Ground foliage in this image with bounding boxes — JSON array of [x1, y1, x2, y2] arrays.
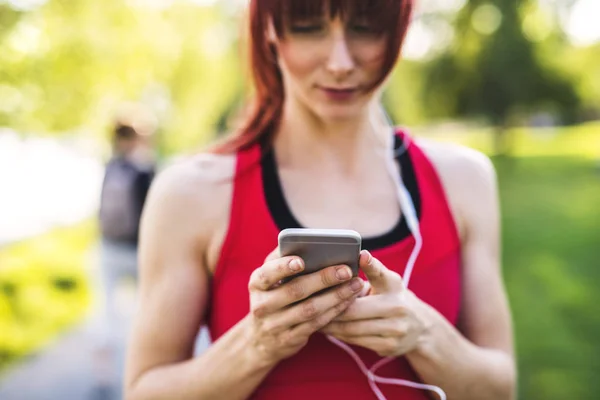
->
[[0, 220, 96, 371], [0, 1, 244, 155], [421, 0, 582, 126], [558, 43, 600, 120]]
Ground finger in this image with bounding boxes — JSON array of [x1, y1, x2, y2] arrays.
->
[[359, 250, 403, 293], [359, 281, 371, 297], [330, 335, 396, 355], [249, 256, 304, 291], [331, 295, 394, 322], [257, 264, 360, 314], [321, 318, 399, 337], [290, 292, 359, 337], [265, 278, 363, 330]]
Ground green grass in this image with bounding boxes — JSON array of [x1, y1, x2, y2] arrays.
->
[[494, 156, 600, 400], [417, 121, 600, 160]]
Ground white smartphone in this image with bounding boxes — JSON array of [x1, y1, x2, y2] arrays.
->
[[278, 228, 362, 279]]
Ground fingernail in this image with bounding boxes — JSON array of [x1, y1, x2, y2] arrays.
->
[[336, 266, 352, 281], [350, 278, 363, 292], [290, 259, 303, 272]]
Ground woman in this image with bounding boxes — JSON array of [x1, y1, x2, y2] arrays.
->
[[124, 1, 516, 399]]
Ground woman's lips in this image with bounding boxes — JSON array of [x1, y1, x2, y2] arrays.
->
[[319, 87, 359, 101]]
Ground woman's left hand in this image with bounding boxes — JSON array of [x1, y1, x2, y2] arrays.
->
[[321, 250, 434, 357]]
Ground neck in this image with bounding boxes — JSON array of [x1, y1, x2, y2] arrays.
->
[[274, 97, 391, 173]]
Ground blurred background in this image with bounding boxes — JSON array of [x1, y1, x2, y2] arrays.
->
[[0, 0, 598, 399]]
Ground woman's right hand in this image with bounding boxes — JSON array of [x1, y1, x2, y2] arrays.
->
[[246, 250, 364, 365]]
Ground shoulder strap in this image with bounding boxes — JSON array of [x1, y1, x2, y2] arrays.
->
[[212, 144, 267, 282]]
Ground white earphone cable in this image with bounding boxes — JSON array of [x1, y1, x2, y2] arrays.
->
[[324, 108, 446, 400]]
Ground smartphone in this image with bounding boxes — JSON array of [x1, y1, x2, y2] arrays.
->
[[278, 228, 362, 280]]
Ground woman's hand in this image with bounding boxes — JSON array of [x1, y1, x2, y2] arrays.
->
[[321, 250, 434, 358], [246, 249, 365, 365]]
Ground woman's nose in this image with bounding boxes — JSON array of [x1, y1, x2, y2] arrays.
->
[[326, 33, 355, 80]]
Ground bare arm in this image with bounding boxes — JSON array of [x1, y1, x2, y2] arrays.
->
[[124, 160, 276, 400], [405, 145, 516, 399], [124, 158, 364, 400]]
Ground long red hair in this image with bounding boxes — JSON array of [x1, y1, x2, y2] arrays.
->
[[213, 0, 414, 154]]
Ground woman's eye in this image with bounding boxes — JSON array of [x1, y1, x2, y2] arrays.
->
[[349, 22, 380, 35], [289, 24, 325, 34]]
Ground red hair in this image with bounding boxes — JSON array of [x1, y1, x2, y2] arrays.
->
[[213, 0, 414, 154]]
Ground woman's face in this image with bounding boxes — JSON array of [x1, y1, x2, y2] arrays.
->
[[270, 13, 389, 122]]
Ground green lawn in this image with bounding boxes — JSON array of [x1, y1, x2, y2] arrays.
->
[[416, 121, 600, 160], [494, 155, 600, 400]]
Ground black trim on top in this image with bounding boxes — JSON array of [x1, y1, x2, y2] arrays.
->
[[260, 135, 422, 251]]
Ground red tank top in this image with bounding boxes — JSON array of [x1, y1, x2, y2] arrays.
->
[[208, 130, 462, 399]]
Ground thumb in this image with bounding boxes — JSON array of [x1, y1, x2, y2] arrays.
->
[[359, 250, 404, 293]]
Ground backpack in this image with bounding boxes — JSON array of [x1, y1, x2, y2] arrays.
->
[[99, 158, 146, 242]]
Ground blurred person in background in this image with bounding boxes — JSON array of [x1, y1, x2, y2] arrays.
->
[[124, 1, 515, 400], [93, 106, 157, 399]]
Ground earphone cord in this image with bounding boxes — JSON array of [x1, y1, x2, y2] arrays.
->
[[325, 229, 444, 400], [324, 113, 447, 400]]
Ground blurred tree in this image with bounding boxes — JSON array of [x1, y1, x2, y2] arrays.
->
[[0, 0, 244, 157], [0, 5, 22, 40], [424, 0, 580, 154], [560, 43, 600, 121]]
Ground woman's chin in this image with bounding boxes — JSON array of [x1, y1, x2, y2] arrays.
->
[[313, 103, 366, 123]]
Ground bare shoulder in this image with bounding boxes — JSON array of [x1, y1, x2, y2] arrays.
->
[[414, 137, 497, 184], [149, 152, 235, 211], [151, 152, 236, 205], [142, 152, 236, 259], [414, 137, 499, 239]]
